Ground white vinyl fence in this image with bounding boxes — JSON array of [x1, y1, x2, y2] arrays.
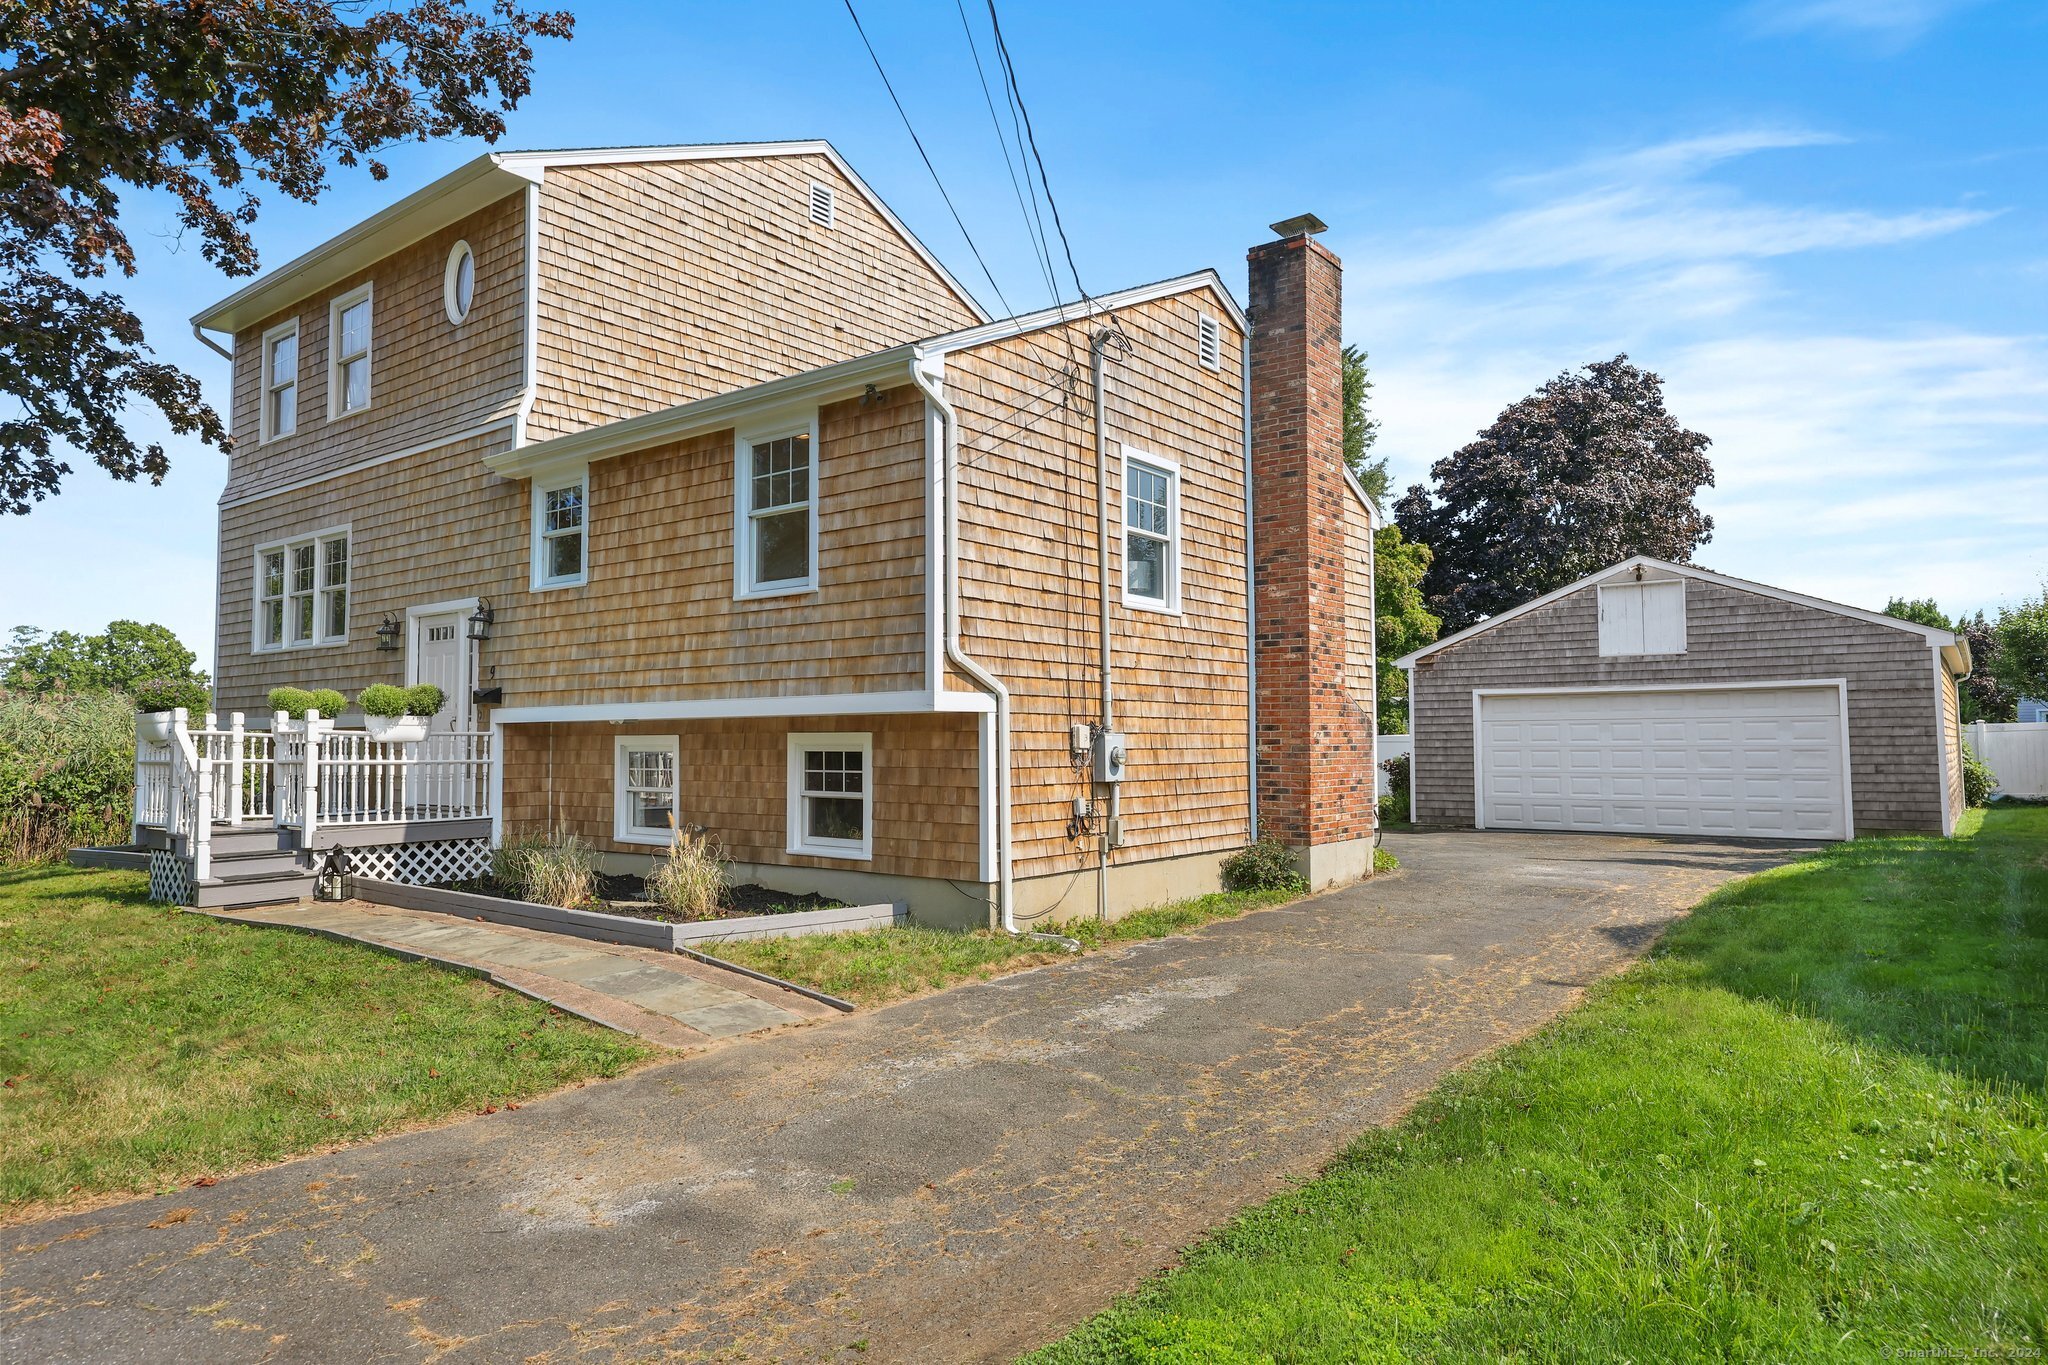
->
[[1376, 733, 1413, 798], [1966, 721, 2048, 799]]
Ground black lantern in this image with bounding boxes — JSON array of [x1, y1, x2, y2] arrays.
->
[[467, 597, 495, 642], [375, 614, 403, 651]]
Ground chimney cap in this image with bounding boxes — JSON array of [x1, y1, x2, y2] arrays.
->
[[1269, 213, 1328, 238]]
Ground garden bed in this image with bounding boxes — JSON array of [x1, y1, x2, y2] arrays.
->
[[347, 874, 903, 951], [434, 871, 848, 924]]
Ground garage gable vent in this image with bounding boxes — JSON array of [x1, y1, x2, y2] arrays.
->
[[1599, 580, 1687, 656], [808, 180, 836, 228], [1197, 313, 1222, 371]]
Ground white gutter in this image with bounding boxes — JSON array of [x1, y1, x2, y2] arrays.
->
[[191, 322, 232, 362], [908, 353, 1017, 932]]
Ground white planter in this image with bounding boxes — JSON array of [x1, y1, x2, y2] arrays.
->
[[272, 716, 307, 736], [364, 715, 430, 744], [136, 711, 175, 745]]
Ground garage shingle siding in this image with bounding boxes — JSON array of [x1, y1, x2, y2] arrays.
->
[[1410, 578, 1945, 834]]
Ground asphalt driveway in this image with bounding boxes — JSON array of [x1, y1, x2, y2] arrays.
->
[[0, 829, 1798, 1363]]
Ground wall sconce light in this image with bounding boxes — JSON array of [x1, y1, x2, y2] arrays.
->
[[375, 614, 403, 651], [467, 598, 495, 642]]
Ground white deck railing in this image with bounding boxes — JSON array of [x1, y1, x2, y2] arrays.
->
[[135, 710, 493, 867]]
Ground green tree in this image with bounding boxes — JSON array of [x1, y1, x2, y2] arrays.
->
[[2, 621, 205, 695], [1394, 355, 1714, 633], [1993, 590, 2048, 707], [1883, 597, 1950, 631], [1342, 344, 1389, 503], [1957, 611, 2017, 724], [0, 0, 573, 514], [1373, 525, 1439, 732]]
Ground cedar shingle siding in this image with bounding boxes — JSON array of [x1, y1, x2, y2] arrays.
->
[[1410, 577, 1948, 834]]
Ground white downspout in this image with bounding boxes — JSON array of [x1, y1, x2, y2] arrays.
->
[[1242, 330, 1257, 839], [512, 179, 542, 447], [909, 354, 1017, 932]]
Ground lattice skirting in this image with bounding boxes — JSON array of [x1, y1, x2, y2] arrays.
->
[[344, 837, 492, 887], [148, 850, 193, 905]]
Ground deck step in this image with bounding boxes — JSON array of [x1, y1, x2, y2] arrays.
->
[[208, 847, 306, 878], [194, 868, 317, 910], [209, 825, 298, 857]]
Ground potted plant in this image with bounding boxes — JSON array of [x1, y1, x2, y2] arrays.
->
[[268, 686, 346, 734], [133, 678, 210, 744], [356, 683, 444, 743]]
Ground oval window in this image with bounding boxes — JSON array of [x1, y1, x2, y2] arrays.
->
[[444, 240, 476, 324]]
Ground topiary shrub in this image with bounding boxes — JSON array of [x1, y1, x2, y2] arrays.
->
[[404, 683, 445, 718], [132, 677, 209, 714], [268, 686, 345, 719], [1961, 741, 1997, 807], [1221, 835, 1308, 895], [355, 684, 411, 718]]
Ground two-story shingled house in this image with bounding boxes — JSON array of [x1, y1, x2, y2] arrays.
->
[[145, 141, 1376, 928]]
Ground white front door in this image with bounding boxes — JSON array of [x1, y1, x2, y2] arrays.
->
[[1477, 685, 1849, 840], [408, 611, 473, 735]]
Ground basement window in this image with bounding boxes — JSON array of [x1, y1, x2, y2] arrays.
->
[[787, 732, 871, 860], [735, 418, 818, 599], [1122, 449, 1182, 613], [1598, 579, 1687, 656], [614, 735, 679, 846]]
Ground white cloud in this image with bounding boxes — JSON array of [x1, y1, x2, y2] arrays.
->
[[1744, 0, 1982, 45], [1357, 129, 2042, 617]]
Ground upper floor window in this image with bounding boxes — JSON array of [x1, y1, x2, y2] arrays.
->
[[444, 240, 475, 325], [1598, 579, 1687, 656], [1122, 449, 1181, 612], [329, 284, 372, 417], [255, 527, 349, 652], [532, 466, 588, 590], [260, 321, 299, 442], [735, 419, 817, 598]]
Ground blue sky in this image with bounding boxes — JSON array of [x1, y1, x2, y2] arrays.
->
[[4, 0, 2044, 673]]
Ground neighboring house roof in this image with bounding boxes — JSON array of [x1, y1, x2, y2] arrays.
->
[[190, 140, 992, 335], [483, 270, 1244, 480], [1392, 555, 1969, 674]]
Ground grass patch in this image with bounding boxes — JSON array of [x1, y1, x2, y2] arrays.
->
[[706, 887, 1301, 1007], [1030, 807, 2048, 1362], [0, 865, 650, 1217]]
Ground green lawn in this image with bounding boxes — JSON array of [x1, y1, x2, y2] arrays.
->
[[1032, 807, 2048, 1362], [705, 886, 1303, 1007], [0, 865, 650, 1217]]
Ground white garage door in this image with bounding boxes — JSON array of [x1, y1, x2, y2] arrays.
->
[[1478, 686, 1847, 840]]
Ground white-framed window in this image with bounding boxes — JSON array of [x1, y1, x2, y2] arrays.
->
[[444, 240, 475, 325], [1121, 448, 1182, 612], [1598, 579, 1687, 657], [808, 180, 835, 228], [613, 735, 680, 846], [328, 283, 373, 417], [1196, 313, 1222, 372], [734, 416, 819, 599], [260, 320, 299, 442], [531, 466, 588, 590], [787, 732, 871, 860], [253, 526, 349, 651]]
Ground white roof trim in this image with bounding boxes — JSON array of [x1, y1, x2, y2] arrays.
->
[[1393, 554, 1961, 669], [484, 345, 919, 478], [193, 139, 989, 336], [921, 271, 1247, 356]]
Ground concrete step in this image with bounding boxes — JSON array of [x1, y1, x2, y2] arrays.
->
[[194, 869, 317, 910]]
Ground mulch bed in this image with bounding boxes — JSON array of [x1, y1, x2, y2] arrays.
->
[[433, 872, 847, 925]]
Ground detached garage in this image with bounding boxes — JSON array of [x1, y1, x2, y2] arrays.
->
[[1395, 557, 1972, 840]]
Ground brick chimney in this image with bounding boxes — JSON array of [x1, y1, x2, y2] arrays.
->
[[1248, 215, 1377, 886]]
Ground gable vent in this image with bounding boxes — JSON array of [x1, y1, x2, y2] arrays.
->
[[1196, 313, 1222, 371], [808, 181, 836, 228]]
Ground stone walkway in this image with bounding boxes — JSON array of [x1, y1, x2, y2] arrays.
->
[[213, 900, 835, 1045]]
